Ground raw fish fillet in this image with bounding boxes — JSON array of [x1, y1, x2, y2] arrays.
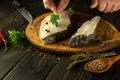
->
[[39, 11, 71, 43], [69, 16, 101, 47]]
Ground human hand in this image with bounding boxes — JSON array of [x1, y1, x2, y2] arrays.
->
[[43, 0, 70, 13], [90, 0, 120, 13]]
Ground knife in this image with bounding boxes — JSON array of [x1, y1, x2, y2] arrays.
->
[[13, 0, 33, 24], [66, 0, 83, 16]]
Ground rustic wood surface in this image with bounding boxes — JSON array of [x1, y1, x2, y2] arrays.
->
[[0, 0, 120, 80]]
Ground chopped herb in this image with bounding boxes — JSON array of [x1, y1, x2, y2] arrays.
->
[[8, 30, 26, 49], [49, 14, 59, 26]]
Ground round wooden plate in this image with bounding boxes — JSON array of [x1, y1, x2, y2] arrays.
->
[[26, 12, 120, 54]]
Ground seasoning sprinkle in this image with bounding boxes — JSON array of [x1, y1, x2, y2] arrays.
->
[[45, 29, 50, 32], [31, 53, 35, 58], [42, 54, 47, 59], [56, 24, 58, 27], [87, 60, 107, 71], [67, 52, 116, 70]]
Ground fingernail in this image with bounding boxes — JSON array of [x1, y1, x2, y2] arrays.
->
[[90, 0, 97, 8], [50, 7, 57, 13]]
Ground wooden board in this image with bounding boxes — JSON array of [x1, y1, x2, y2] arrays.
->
[[26, 12, 120, 54]]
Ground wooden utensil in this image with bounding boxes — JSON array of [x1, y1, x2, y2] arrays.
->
[[84, 54, 120, 73], [25, 12, 120, 54]]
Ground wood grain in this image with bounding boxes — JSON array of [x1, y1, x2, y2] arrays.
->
[[1, 0, 120, 80], [26, 12, 120, 54]]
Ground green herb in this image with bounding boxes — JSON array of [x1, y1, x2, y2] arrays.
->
[[98, 38, 120, 46], [49, 14, 59, 26], [8, 30, 26, 49], [67, 52, 116, 70]]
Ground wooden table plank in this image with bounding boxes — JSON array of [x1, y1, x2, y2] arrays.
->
[[3, 51, 33, 80], [27, 53, 59, 80], [0, 0, 16, 21], [63, 67, 83, 80], [62, 65, 89, 80], [1, 0, 120, 80], [0, 10, 26, 32], [0, 48, 28, 80], [0, 0, 50, 80], [46, 56, 71, 80], [3, 49, 59, 80], [0, 0, 27, 36]]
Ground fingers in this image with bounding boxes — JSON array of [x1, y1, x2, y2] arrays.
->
[[103, 3, 114, 13], [57, 0, 70, 13], [102, 0, 120, 13], [91, 0, 120, 13], [110, 4, 120, 13], [43, 0, 57, 13], [43, 0, 69, 13], [90, 0, 98, 9], [97, 0, 107, 12]]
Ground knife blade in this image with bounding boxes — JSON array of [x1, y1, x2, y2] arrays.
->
[[66, 0, 80, 16], [13, 0, 33, 24]]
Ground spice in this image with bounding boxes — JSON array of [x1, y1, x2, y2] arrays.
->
[[0, 29, 7, 51], [42, 54, 47, 59], [39, 52, 44, 57], [31, 53, 35, 58], [45, 29, 50, 32], [57, 57, 60, 61], [87, 60, 107, 71], [67, 52, 116, 70]]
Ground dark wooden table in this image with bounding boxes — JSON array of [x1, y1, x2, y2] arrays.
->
[[0, 0, 120, 80]]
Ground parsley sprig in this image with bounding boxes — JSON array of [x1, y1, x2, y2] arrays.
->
[[49, 14, 59, 26], [8, 30, 26, 49]]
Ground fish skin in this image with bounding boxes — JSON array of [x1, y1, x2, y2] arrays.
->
[[69, 16, 100, 47], [42, 28, 71, 43], [39, 11, 71, 44]]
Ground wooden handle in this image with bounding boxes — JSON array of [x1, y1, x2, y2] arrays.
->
[[111, 54, 120, 62], [26, 12, 120, 54]]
